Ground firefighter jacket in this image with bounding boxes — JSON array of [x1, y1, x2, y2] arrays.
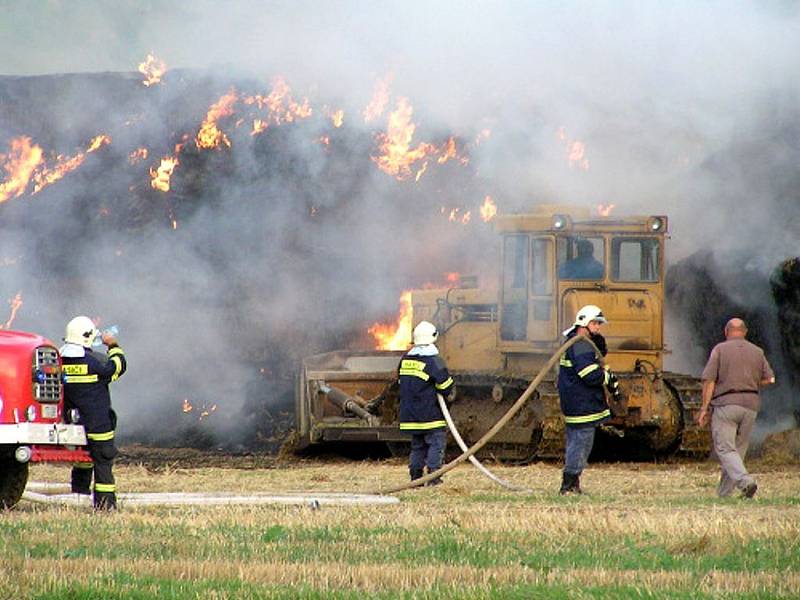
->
[[557, 331, 611, 428], [398, 345, 454, 433], [62, 343, 127, 436]]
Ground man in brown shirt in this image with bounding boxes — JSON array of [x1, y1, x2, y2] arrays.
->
[[698, 318, 775, 498]]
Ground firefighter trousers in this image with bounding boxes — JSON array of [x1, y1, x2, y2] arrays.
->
[[72, 435, 118, 510]]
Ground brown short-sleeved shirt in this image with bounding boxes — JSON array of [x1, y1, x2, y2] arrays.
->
[[701, 338, 774, 411]]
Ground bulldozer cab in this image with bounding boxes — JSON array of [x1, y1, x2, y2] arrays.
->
[[495, 208, 666, 371]]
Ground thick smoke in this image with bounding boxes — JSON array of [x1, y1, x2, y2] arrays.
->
[[2, 1, 799, 447]]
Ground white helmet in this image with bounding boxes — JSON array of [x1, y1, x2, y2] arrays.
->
[[64, 315, 99, 348], [412, 320, 438, 345], [563, 304, 607, 336]]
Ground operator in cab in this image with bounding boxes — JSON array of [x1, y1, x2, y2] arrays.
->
[[61, 316, 127, 511], [398, 321, 456, 486], [559, 239, 604, 280]]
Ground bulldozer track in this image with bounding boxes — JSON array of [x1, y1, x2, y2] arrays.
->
[[662, 372, 710, 456]]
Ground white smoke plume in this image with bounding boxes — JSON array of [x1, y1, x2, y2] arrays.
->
[[1, 1, 799, 445]]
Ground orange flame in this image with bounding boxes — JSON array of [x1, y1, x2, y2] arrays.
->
[[1, 292, 22, 329], [243, 77, 312, 134], [372, 98, 436, 180], [480, 196, 497, 222], [150, 156, 179, 192], [181, 398, 217, 420], [128, 147, 149, 165], [445, 272, 460, 284], [567, 141, 589, 170], [196, 90, 238, 149], [558, 127, 589, 170], [437, 137, 458, 164], [323, 106, 344, 128], [32, 134, 111, 194], [363, 73, 393, 123], [251, 119, 268, 135], [199, 404, 217, 420], [0, 137, 44, 203], [138, 53, 167, 87], [597, 203, 616, 217], [368, 290, 412, 350]]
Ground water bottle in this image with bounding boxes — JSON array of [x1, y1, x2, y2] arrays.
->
[[93, 325, 120, 347]]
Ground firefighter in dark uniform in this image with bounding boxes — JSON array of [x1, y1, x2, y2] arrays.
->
[[558, 305, 621, 494], [60, 316, 127, 510], [398, 321, 455, 485]]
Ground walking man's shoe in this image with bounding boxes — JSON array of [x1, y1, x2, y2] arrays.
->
[[742, 482, 758, 498]]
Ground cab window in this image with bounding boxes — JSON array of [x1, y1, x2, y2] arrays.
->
[[611, 237, 660, 282], [557, 237, 604, 280], [500, 235, 528, 341]]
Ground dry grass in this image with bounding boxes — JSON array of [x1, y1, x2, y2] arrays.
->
[[2, 455, 799, 599]]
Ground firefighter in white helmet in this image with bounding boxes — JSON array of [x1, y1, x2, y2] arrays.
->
[[398, 321, 455, 485], [61, 316, 127, 511], [557, 305, 621, 494]]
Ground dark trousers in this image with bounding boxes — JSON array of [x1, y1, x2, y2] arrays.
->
[[72, 437, 118, 509], [563, 425, 596, 476], [409, 429, 447, 473]]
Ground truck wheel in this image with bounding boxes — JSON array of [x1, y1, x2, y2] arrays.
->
[[0, 455, 29, 510]]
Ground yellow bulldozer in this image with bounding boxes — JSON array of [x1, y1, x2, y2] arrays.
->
[[295, 205, 710, 461]]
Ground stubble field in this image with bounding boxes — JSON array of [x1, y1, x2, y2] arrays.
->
[[2, 452, 799, 599]]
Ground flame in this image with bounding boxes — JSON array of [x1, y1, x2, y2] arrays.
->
[[0, 137, 44, 203], [480, 195, 497, 222], [368, 290, 412, 350], [445, 272, 460, 284], [1, 292, 23, 329], [243, 77, 312, 134], [128, 147, 149, 164], [414, 161, 429, 182], [150, 156, 179, 192], [196, 90, 238, 149], [252, 119, 268, 135], [558, 127, 589, 170], [199, 404, 217, 420], [323, 106, 344, 128], [32, 134, 111, 194], [597, 203, 616, 217], [371, 97, 436, 180], [363, 73, 393, 123], [138, 53, 167, 87], [437, 137, 458, 164], [567, 141, 589, 170], [181, 398, 217, 420]]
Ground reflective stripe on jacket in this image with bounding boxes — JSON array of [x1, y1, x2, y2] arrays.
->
[[63, 344, 127, 434], [398, 351, 454, 432], [557, 332, 610, 428]]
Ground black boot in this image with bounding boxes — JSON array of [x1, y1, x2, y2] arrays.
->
[[410, 467, 424, 482], [425, 466, 443, 486], [559, 472, 581, 495]]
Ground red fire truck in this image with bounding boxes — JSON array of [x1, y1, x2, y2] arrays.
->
[[0, 330, 90, 509]]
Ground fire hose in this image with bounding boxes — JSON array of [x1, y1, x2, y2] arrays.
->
[[374, 334, 590, 495], [438, 393, 531, 492]]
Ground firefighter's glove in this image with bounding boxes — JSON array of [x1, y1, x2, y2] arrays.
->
[[445, 385, 457, 405], [605, 368, 622, 402]]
